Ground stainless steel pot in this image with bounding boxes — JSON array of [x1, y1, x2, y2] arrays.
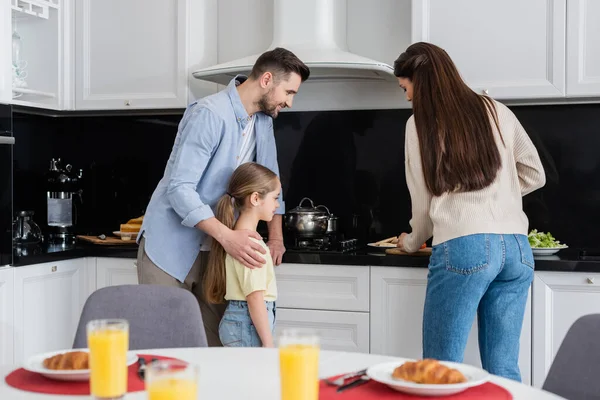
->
[[284, 197, 329, 237]]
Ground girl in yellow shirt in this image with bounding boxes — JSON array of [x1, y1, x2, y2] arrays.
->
[[204, 162, 280, 347]]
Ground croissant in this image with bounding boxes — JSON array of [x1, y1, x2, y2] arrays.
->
[[43, 351, 89, 370], [392, 359, 467, 384]]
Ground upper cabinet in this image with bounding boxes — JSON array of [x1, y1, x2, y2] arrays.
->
[[74, 0, 216, 110], [0, 0, 11, 103], [4, 0, 72, 109], [5, 0, 600, 110], [412, 0, 566, 100], [566, 0, 600, 96], [1, 0, 217, 110]]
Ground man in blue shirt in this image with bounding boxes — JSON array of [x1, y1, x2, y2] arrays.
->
[[136, 48, 310, 346]]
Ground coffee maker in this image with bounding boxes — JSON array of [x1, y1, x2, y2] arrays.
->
[[45, 158, 83, 244]]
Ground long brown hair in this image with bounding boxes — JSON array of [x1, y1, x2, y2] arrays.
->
[[393, 42, 504, 196], [203, 162, 279, 304]]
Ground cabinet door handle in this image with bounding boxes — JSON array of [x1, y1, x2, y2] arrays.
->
[[587, 277, 595, 284]]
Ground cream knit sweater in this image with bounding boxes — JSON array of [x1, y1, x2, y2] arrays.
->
[[403, 100, 546, 253]]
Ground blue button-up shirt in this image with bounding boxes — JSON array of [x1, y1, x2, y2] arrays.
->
[[138, 76, 285, 282]]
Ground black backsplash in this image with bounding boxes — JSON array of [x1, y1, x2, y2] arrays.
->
[[12, 103, 600, 249]]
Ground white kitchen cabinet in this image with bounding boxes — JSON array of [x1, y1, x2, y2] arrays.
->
[[275, 308, 370, 353], [275, 263, 369, 312], [4, 0, 72, 109], [274, 263, 370, 353], [370, 266, 532, 385], [96, 257, 138, 289], [532, 271, 600, 387], [0, 267, 14, 365], [566, 0, 600, 96], [74, 0, 217, 110], [412, 0, 566, 100], [0, 0, 11, 103], [13, 258, 88, 364]]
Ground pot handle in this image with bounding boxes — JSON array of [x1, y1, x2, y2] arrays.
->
[[316, 205, 331, 215], [298, 197, 316, 208]]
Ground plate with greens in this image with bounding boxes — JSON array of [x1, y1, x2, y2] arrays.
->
[[528, 229, 568, 255]]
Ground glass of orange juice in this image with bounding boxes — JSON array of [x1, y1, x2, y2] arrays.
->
[[87, 319, 129, 400], [279, 328, 320, 400], [145, 360, 198, 400]]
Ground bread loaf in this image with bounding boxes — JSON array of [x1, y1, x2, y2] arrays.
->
[[126, 216, 144, 225], [120, 223, 141, 233]]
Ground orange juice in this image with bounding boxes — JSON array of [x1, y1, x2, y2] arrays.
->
[[88, 327, 128, 398], [147, 378, 197, 400], [279, 344, 320, 400]]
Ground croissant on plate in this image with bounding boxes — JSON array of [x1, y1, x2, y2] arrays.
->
[[43, 351, 89, 370], [392, 359, 467, 384]]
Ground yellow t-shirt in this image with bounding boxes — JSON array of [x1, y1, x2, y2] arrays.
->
[[224, 238, 277, 302]]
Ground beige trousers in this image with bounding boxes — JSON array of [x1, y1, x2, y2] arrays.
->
[[136, 236, 227, 347]]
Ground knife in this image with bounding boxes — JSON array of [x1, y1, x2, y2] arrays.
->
[[324, 368, 367, 386], [336, 375, 370, 393]]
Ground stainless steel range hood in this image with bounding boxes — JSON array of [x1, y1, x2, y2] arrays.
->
[[192, 0, 396, 85]]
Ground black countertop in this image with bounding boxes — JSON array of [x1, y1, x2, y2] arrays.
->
[[10, 243, 600, 273], [12, 242, 139, 266]]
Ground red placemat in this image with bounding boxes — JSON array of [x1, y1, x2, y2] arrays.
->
[[5, 353, 182, 396], [319, 376, 512, 399]]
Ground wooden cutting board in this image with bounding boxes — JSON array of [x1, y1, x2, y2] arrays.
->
[[77, 235, 138, 246], [385, 247, 432, 256]]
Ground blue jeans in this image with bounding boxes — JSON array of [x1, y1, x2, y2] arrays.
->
[[219, 300, 276, 347], [423, 234, 534, 382]]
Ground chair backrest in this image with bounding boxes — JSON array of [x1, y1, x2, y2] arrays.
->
[[73, 284, 207, 350], [543, 313, 600, 400]]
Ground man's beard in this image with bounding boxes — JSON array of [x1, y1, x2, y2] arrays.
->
[[257, 91, 283, 118]]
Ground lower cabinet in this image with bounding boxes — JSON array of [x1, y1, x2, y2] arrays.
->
[[6, 256, 137, 365], [275, 308, 370, 353], [96, 257, 139, 289], [274, 263, 370, 353], [0, 267, 15, 365], [369, 266, 532, 385], [13, 258, 89, 364], [532, 271, 600, 387]]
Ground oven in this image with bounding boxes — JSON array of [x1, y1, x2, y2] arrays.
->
[[0, 103, 14, 266]]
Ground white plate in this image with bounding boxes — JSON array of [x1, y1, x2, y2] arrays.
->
[[366, 359, 490, 397], [367, 243, 397, 249], [532, 246, 568, 256], [24, 349, 139, 382], [113, 231, 138, 240]]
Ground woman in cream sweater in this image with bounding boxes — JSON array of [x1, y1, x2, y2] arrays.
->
[[394, 42, 546, 382]]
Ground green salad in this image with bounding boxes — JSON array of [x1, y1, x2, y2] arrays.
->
[[528, 229, 567, 249]]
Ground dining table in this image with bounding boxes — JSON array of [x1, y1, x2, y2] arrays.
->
[[0, 347, 566, 399]]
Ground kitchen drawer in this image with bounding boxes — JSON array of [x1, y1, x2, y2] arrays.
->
[[275, 308, 370, 353], [275, 263, 369, 312]]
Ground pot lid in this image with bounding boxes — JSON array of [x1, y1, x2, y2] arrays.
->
[[287, 197, 328, 216]]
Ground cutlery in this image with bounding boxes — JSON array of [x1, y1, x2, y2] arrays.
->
[[137, 357, 147, 380], [324, 368, 367, 386], [336, 375, 370, 393]]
